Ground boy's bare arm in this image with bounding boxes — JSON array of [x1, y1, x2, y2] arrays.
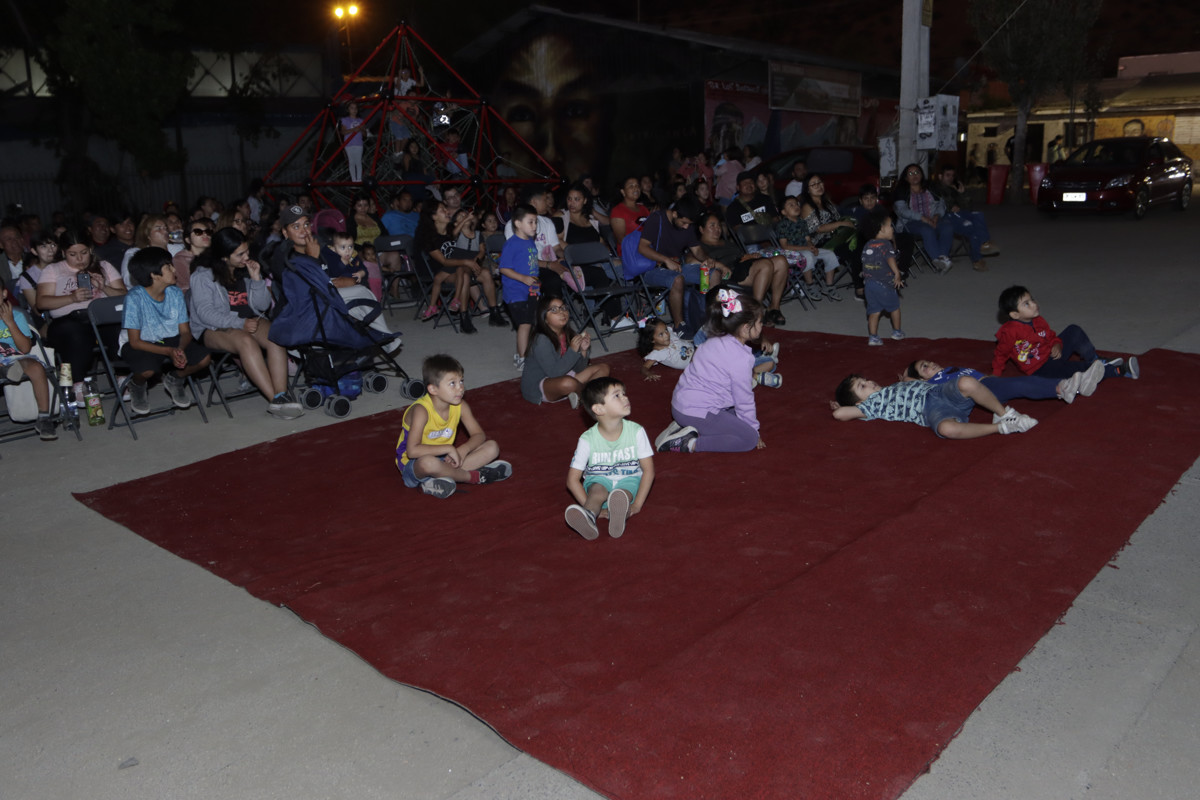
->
[[566, 467, 588, 506], [830, 402, 865, 421], [455, 401, 490, 459], [630, 457, 654, 515]]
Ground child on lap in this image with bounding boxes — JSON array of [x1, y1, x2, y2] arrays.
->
[[565, 377, 655, 540], [395, 354, 512, 498]]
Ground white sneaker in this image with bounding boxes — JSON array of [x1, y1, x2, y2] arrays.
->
[[937, 255, 953, 272], [1078, 360, 1106, 396], [998, 413, 1038, 434], [654, 420, 683, 450], [513, 354, 525, 371], [991, 405, 1020, 424], [1057, 372, 1082, 404]]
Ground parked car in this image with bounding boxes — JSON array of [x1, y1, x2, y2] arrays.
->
[[1037, 136, 1192, 219], [764, 146, 880, 204]]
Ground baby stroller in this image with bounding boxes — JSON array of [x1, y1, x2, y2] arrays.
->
[[269, 251, 424, 417]]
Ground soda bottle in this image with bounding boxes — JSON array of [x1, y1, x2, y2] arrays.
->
[[84, 377, 105, 426], [699, 266, 710, 293]]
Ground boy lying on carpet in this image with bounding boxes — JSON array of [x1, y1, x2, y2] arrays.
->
[[565, 377, 655, 540], [831, 372, 1038, 440], [395, 354, 512, 498], [993, 285, 1138, 382], [902, 358, 1104, 405]]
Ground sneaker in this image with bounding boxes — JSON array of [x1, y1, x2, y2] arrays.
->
[[654, 420, 683, 450], [267, 392, 304, 419], [128, 380, 151, 415], [804, 283, 822, 302], [972, 260, 988, 272], [891, 329, 906, 341], [1078, 359, 1105, 397], [755, 371, 783, 388], [991, 405, 1020, 425], [1122, 355, 1139, 380], [477, 460, 513, 484], [568, 392, 580, 409], [607, 489, 632, 539], [1104, 357, 1124, 368], [565, 504, 600, 540], [163, 373, 193, 409], [488, 308, 507, 327], [765, 342, 781, 361], [459, 312, 477, 334], [1056, 372, 1082, 404], [419, 477, 457, 498], [610, 315, 637, 332], [657, 427, 698, 453], [867, 335, 882, 346], [998, 413, 1038, 434], [937, 255, 953, 273], [823, 284, 843, 301], [513, 354, 525, 371], [35, 417, 58, 441]]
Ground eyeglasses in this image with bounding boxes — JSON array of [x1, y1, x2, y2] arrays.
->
[[191, 228, 212, 236], [906, 170, 922, 176], [546, 305, 569, 314]]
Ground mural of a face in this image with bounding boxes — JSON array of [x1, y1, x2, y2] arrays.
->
[[492, 33, 607, 181]]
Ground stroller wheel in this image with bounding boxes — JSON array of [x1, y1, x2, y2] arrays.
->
[[324, 395, 352, 418], [363, 371, 389, 394], [404, 378, 427, 399], [300, 388, 325, 410]]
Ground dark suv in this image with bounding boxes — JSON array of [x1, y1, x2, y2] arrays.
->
[[1037, 136, 1192, 219]]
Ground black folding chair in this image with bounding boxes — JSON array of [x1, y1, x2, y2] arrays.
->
[[0, 317, 81, 448], [374, 234, 421, 310], [562, 242, 642, 351], [732, 223, 815, 312], [87, 296, 220, 440]]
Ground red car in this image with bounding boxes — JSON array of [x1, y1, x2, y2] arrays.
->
[[1037, 136, 1193, 219], [765, 146, 880, 204]]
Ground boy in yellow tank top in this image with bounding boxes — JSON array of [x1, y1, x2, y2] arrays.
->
[[395, 354, 512, 498]]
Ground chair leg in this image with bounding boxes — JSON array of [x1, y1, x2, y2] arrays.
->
[[205, 363, 233, 419], [187, 376, 210, 424]]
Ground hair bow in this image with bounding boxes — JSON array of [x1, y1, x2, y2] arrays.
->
[[636, 316, 650, 329], [718, 288, 742, 317]]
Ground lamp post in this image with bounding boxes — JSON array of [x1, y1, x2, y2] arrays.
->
[[333, 5, 359, 70]]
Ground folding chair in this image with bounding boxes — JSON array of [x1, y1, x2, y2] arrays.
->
[[86, 296, 219, 440], [410, 250, 460, 332], [562, 242, 642, 351], [732, 223, 815, 312], [0, 324, 81, 448], [375, 234, 421, 310]]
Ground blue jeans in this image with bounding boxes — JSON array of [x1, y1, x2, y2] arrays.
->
[[945, 211, 990, 260], [640, 263, 703, 290], [906, 218, 955, 260], [1031, 324, 1118, 380], [980, 375, 1059, 404]]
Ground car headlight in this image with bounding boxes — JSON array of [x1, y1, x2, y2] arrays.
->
[[1040, 177, 1053, 189], [1105, 174, 1133, 189]]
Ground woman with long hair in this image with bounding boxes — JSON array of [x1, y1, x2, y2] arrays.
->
[[188, 228, 301, 419], [892, 162, 955, 272], [800, 173, 861, 299]]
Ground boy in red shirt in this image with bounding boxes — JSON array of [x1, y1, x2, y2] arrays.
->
[[992, 285, 1138, 382]]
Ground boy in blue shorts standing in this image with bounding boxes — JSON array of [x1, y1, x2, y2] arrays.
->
[[832, 371, 1038, 439], [565, 377, 656, 540], [395, 354, 512, 498], [858, 211, 904, 345], [498, 204, 541, 370]]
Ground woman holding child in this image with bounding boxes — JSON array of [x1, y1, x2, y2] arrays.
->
[[188, 228, 302, 419]]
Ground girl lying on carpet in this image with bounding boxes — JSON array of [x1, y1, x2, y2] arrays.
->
[[520, 294, 610, 408], [902, 358, 1104, 405], [655, 288, 769, 453], [831, 372, 1038, 440]]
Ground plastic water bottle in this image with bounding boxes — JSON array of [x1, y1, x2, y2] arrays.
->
[[84, 378, 104, 426]]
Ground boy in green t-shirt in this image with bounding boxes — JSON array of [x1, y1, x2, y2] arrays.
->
[[565, 377, 656, 540]]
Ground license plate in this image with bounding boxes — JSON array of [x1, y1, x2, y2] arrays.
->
[[1063, 192, 1086, 202]]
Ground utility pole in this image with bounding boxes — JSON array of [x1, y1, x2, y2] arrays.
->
[[898, 0, 931, 174]]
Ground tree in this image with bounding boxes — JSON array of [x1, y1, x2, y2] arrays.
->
[[44, 0, 196, 174], [969, 0, 1103, 203]]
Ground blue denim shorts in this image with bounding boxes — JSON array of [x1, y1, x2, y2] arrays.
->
[[923, 379, 975, 437], [864, 281, 900, 315]]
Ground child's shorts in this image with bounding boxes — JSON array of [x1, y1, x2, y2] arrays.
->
[[505, 298, 536, 329], [539, 370, 577, 403], [582, 474, 641, 509], [923, 379, 976, 438], [119, 335, 210, 376], [399, 454, 448, 489], [864, 281, 900, 315]]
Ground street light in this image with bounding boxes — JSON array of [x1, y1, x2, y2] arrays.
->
[[333, 5, 359, 68]]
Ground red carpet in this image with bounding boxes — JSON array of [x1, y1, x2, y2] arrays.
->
[[77, 332, 1200, 800]]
